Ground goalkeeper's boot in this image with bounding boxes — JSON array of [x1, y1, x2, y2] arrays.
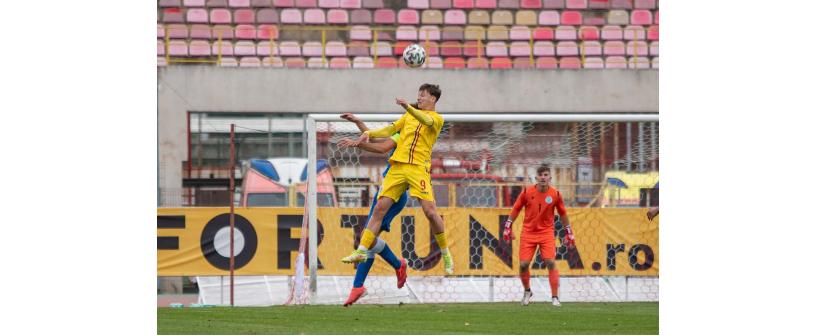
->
[[341, 249, 367, 264], [396, 259, 408, 289], [343, 287, 367, 307], [521, 290, 533, 306], [552, 296, 561, 307], [442, 252, 454, 275]]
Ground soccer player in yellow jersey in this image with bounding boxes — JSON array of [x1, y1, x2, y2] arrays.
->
[[341, 83, 454, 275]]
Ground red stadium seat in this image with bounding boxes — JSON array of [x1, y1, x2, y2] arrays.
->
[[370, 41, 392, 56], [352, 56, 374, 68], [257, 9, 279, 24], [601, 25, 623, 40], [655, 10, 658, 24], [538, 11, 559, 26], [498, 0, 519, 9], [393, 41, 412, 55], [281, 9, 303, 24], [160, 0, 181, 7], [211, 40, 234, 56], [626, 41, 647, 56], [350, 25, 372, 40], [398, 9, 420, 24], [422, 41, 439, 56], [604, 56, 626, 68], [533, 41, 555, 56], [186, 8, 208, 23], [556, 41, 578, 56], [327, 9, 349, 23], [509, 25, 531, 40], [490, 57, 512, 69], [320, 0, 340, 7], [350, 9, 372, 23], [610, 0, 632, 9], [418, 25, 441, 40], [373, 9, 396, 24], [340, 0, 362, 8], [408, 0, 430, 9], [443, 56, 466, 68], [262, 56, 284, 67], [630, 10, 652, 25], [454, 0, 474, 8], [278, 41, 301, 56], [230, 0, 251, 7], [463, 40, 485, 57], [189, 24, 211, 39], [347, 41, 370, 56], [649, 41, 658, 56], [302, 41, 322, 56], [543, 0, 564, 8], [219, 57, 239, 67], [509, 41, 531, 56], [431, 0, 452, 8], [646, 25, 658, 40], [485, 41, 508, 57], [587, 0, 608, 9], [374, 57, 398, 68], [475, 0, 497, 8], [603, 41, 624, 56], [561, 11, 582, 25], [442, 26, 464, 40], [274, 0, 295, 6], [304, 9, 326, 24], [284, 57, 306, 68], [582, 40, 602, 56], [559, 56, 581, 68], [520, 0, 542, 9], [212, 25, 234, 39], [440, 41, 462, 56], [532, 27, 554, 40], [467, 57, 489, 68], [535, 57, 557, 69], [583, 56, 603, 68], [257, 25, 279, 39], [326, 41, 347, 56], [167, 24, 189, 39], [623, 25, 645, 40], [162, 8, 184, 23], [396, 26, 418, 40], [634, 0, 655, 9], [210, 9, 232, 24], [239, 57, 262, 67], [566, 0, 586, 9], [362, 0, 384, 8], [235, 41, 257, 56], [235, 24, 257, 39], [579, 26, 599, 40], [445, 9, 467, 25], [234, 9, 255, 24], [296, 0, 318, 7], [555, 26, 577, 40]]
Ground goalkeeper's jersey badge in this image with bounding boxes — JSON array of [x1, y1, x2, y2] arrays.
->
[[545, 195, 553, 204]]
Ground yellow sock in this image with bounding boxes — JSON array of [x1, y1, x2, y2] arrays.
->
[[359, 229, 376, 250], [434, 232, 448, 250]]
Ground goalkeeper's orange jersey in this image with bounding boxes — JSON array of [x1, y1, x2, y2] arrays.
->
[[372, 108, 444, 168], [509, 185, 567, 239]]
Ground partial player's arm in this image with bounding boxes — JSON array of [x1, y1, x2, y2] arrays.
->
[[364, 113, 407, 140], [396, 98, 435, 126], [555, 191, 576, 249], [647, 207, 659, 221], [503, 189, 527, 241]]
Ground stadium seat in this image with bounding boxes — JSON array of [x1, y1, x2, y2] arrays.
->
[[370, 41, 392, 56], [408, 0, 430, 9], [603, 41, 624, 56], [535, 57, 557, 68], [212, 25, 234, 39], [626, 41, 647, 56], [491, 10, 514, 25], [262, 56, 284, 67], [235, 24, 257, 39], [374, 9, 396, 24], [257, 25, 279, 39], [601, 25, 623, 40], [399, 9, 420, 24], [583, 56, 603, 68], [239, 57, 262, 67], [533, 41, 555, 56], [422, 41, 440, 56], [520, 0, 542, 9], [655, 10, 658, 24], [235, 41, 257, 56], [649, 41, 658, 56], [353, 56, 374, 68], [579, 26, 599, 40], [418, 25, 441, 40], [281, 9, 303, 23], [320, 0, 340, 7], [208, 0, 228, 6], [211, 40, 234, 56], [284, 57, 306, 68], [468, 10, 491, 25], [346, 41, 369, 56], [350, 9, 373, 24], [630, 10, 652, 25], [219, 57, 239, 67], [555, 26, 577, 40], [234, 9, 255, 24], [302, 41, 323, 56], [532, 27, 554, 40], [445, 9, 467, 25], [509, 41, 531, 56], [186, 8, 208, 23], [230, 0, 251, 7], [257, 9, 279, 24], [349, 25, 372, 40], [634, 0, 655, 9], [607, 10, 629, 25], [646, 25, 658, 40], [296, 0, 318, 7], [340, 0, 362, 8], [210, 8, 232, 24], [490, 57, 512, 69], [425, 56, 444, 68], [454, 0, 475, 8], [251, 0, 271, 5], [157, 40, 166, 56], [440, 41, 462, 56], [604, 56, 625, 68], [561, 11, 582, 25], [610, 0, 632, 9], [509, 25, 531, 40], [487, 25, 509, 40], [582, 40, 602, 56], [327, 9, 349, 23], [157, 57, 167, 66], [167, 24, 189, 39], [304, 9, 326, 24], [442, 26, 464, 40], [279, 41, 301, 56], [372, 57, 396, 68], [560, 56, 581, 68], [396, 26, 418, 40], [651, 56, 658, 69], [326, 41, 347, 56], [463, 40, 485, 56], [467, 57, 489, 68], [422, 9, 444, 24], [160, 0, 181, 7], [583, 11, 606, 25], [256, 41, 278, 56], [162, 8, 184, 23], [157, 24, 165, 39], [393, 41, 412, 55], [431, 0, 452, 8], [566, 0, 586, 9], [464, 25, 486, 40], [556, 41, 578, 56], [498, 0, 519, 8], [443, 56, 466, 68], [628, 56, 649, 68], [362, 0, 384, 8], [485, 41, 508, 56], [543, 0, 564, 8], [513, 57, 534, 68], [515, 10, 537, 25], [624, 25, 645, 40], [587, 0, 608, 9], [476, 0, 497, 8], [538, 11, 559, 25]]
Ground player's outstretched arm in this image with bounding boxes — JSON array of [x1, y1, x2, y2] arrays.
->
[[396, 98, 434, 126], [340, 113, 369, 132]]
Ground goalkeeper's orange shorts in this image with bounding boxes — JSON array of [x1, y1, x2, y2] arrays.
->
[[378, 161, 434, 202], [519, 234, 556, 262]]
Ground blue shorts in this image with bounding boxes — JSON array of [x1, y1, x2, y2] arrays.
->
[[368, 187, 408, 232]]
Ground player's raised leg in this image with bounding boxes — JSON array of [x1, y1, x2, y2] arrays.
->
[[419, 199, 453, 275], [341, 197, 395, 263]]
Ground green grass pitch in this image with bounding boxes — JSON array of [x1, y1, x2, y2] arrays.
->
[[158, 302, 657, 335]]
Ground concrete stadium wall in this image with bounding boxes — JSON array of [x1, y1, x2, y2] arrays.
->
[[158, 66, 658, 201]]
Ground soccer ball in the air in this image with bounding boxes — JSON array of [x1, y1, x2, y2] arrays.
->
[[402, 44, 426, 68]]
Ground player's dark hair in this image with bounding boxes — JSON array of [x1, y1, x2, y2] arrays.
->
[[537, 165, 550, 175], [419, 83, 441, 102]]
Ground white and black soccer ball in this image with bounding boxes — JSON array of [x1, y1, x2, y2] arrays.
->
[[402, 44, 426, 68]]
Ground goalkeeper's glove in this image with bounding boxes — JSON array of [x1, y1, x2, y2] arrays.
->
[[564, 225, 576, 249], [502, 219, 514, 241]]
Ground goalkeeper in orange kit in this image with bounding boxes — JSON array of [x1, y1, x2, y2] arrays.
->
[[503, 165, 576, 306]]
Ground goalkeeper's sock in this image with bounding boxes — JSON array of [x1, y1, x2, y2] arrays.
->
[[434, 232, 449, 250], [548, 268, 560, 298], [353, 255, 375, 288], [358, 229, 377, 252], [520, 270, 531, 290], [378, 242, 402, 270]]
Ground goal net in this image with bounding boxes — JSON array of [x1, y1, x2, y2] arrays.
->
[[287, 114, 659, 305]]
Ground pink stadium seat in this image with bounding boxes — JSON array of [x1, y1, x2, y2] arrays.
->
[[454, 0, 474, 8], [561, 11, 582, 25], [626, 41, 647, 56], [409, 0, 430, 9], [583, 56, 603, 68], [252, 0, 272, 5], [431, 0, 452, 8], [307, 57, 327, 68], [601, 25, 623, 40], [162, 8, 184, 23], [279, 41, 301, 56], [538, 11, 559, 25], [513, 57, 533, 69], [442, 26, 464, 41], [376, 31, 394, 41], [543, 0, 564, 8], [647, 25, 658, 40], [535, 57, 557, 69], [566, 0, 586, 9], [445, 10, 467, 25], [257, 25, 279, 39], [330, 57, 352, 68], [210, 9, 232, 24], [582, 40, 602, 56], [320, 0, 340, 7], [444, 57, 466, 68], [350, 9, 372, 23], [559, 57, 581, 68], [285, 57, 306, 68], [555, 26, 576, 40], [630, 10, 652, 25], [628, 57, 649, 69], [235, 24, 257, 39], [485, 41, 508, 57], [533, 41, 555, 56], [157, 24, 165, 39], [208, 0, 227, 5], [235, 41, 257, 56], [603, 41, 624, 56], [509, 41, 531, 56], [509, 26, 531, 40], [211, 40, 234, 56], [257, 9, 279, 23], [341, 0, 362, 8], [423, 41, 440, 56], [374, 9, 396, 24], [655, 10, 658, 24], [610, 0, 632, 9], [230, 0, 251, 7], [362, 0, 384, 8], [440, 41, 462, 56], [219, 57, 238, 67], [398, 9, 420, 24], [370, 41, 392, 56], [347, 41, 369, 56], [167, 24, 189, 39], [556, 41, 578, 56], [274, 0, 294, 5], [296, 0, 318, 7], [520, 0, 542, 9], [490, 57, 512, 69], [160, 0, 181, 7], [532, 27, 554, 40], [624, 25, 645, 40], [588, 0, 608, 9], [326, 41, 347, 56], [651, 56, 658, 69], [467, 57, 488, 68], [375, 57, 398, 68], [497, 0, 519, 8], [240, 57, 262, 67], [212, 25, 234, 39], [262, 56, 284, 67], [327, 9, 349, 23], [304, 9, 326, 24], [396, 26, 418, 40], [257, 41, 278, 56], [234, 9, 255, 24], [352, 56, 374, 68], [157, 40, 165, 56], [476, 0, 497, 8], [281, 9, 303, 23], [463, 40, 485, 56], [302, 41, 322, 56], [634, 0, 655, 9], [393, 41, 412, 55], [350, 25, 372, 40], [649, 41, 658, 56], [186, 8, 208, 23], [418, 26, 441, 40]]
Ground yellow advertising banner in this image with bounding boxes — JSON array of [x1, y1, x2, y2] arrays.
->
[[158, 207, 658, 276]]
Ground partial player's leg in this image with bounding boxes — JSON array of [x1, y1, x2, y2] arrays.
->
[[518, 239, 538, 306], [341, 169, 406, 263], [407, 164, 453, 275], [541, 237, 560, 306]]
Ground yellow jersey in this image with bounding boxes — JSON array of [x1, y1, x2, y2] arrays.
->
[[370, 108, 444, 167]]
